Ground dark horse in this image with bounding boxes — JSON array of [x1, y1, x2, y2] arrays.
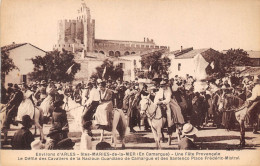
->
[[218, 94, 259, 147]]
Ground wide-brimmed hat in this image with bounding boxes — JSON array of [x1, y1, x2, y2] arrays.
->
[[41, 80, 46, 85], [182, 123, 198, 136], [56, 138, 75, 149], [160, 80, 167, 86], [31, 140, 45, 150]]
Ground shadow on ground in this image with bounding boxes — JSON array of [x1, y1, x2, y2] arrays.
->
[[196, 135, 255, 142], [198, 142, 259, 150]]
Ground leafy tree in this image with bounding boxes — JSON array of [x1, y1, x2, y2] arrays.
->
[[91, 59, 124, 80], [205, 48, 251, 78], [140, 50, 171, 78], [221, 48, 251, 72], [1, 50, 18, 83], [28, 49, 80, 82]]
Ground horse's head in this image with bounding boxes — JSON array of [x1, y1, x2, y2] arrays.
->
[[139, 94, 151, 117]]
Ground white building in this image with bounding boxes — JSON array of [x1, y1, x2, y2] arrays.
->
[[1, 43, 46, 86], [74, 53, 132, 82], [120, 54, 142, 81], [167, 48, 218, 80]]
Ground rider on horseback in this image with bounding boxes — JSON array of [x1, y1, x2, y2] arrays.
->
[[82, 81, 100, 136], [154, 80, 173, 134], [246, 77, 260, 134]]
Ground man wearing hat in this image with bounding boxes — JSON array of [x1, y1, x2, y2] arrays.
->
[[154, 80, 173, 134], [247, 77, 260, 134], [82, 81, 101, 135], [11, 115, 35, 150], [34, 80, 47, 105], [178, 123, 198, 150], [2, 84, 23, 130], [45, 128, 75, 150]]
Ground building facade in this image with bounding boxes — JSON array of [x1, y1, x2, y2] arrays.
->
[[73, 53, 132, 82], [1, 43, 46, 86], [167, 48, 219, 80], [53, 1, 169, 56]]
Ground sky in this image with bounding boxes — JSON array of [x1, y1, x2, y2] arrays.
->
[[1, 0, 260, 52]]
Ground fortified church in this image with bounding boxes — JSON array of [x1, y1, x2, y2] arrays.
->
[[53, 1, 169, 57], [53, 1, 169, 82]]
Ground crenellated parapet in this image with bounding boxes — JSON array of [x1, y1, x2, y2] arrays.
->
[[54, 1, 168, 56]]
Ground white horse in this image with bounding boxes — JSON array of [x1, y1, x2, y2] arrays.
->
[[139, 95, 170, 149], [66, 97, 127, 149], [97, 108, 127, 149]]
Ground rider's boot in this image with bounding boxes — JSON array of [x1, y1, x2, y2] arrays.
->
[[253, 123, 258, 134]]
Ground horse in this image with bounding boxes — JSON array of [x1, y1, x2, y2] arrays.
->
[[218, 94, 259, 147], [96, 108, 127, 149], [67, 97, 127, 149], [1, 103, 45, 143], [139, 95, 181, 149]]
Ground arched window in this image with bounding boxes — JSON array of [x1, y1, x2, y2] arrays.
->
[[109, 51, 114, 56], [94, 50, 98, 53], [99, 51, 104, 54], [124, 51, 130, 56], [115, 51, 121, 57], [131, 52, 135, 54]]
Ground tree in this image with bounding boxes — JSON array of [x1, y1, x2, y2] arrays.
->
[[221, 48, 251, 72], [28, 49, 80, 82], [205, 48, 251, 78], [91, 59, 124, 80], [140, 50, 171, 78], [1, 50, 18, 83]]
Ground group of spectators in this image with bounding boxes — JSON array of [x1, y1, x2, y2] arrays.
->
[[1, 70, 259, 150], [1, 80, 74, 150]]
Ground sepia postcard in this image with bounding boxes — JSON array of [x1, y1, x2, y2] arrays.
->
[[1, 0, 260, 166]]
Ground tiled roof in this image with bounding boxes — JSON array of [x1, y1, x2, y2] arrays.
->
[[246, 51, 260, 58], [175, 48, 210, 59], [222, 50, 260, 58], [1, 43, 46, 53], [240, 67, 260, 76], [1, 43, 27, 52]]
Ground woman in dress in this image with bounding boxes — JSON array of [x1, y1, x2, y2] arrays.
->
[[17, 85, 35, 121], [94, 81, 113, 128], [40, 84, 56, 118]]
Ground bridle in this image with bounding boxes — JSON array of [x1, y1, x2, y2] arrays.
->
[[219, 94, 247, 113], [142, 98, 162, 120]]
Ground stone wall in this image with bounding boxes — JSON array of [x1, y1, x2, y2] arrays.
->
[[93, 39, 169, 56]]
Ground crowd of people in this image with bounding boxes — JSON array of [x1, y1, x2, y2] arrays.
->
[[1, 71, 259, 150]]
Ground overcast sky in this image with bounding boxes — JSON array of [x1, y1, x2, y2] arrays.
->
[[1, 0, 260, 52]]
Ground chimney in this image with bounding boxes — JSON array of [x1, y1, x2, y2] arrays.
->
[[181, 46, 183, 51], [144, 37, 146, 42]]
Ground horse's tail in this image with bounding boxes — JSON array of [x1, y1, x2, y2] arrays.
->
[[116, 109, 127, 138]]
